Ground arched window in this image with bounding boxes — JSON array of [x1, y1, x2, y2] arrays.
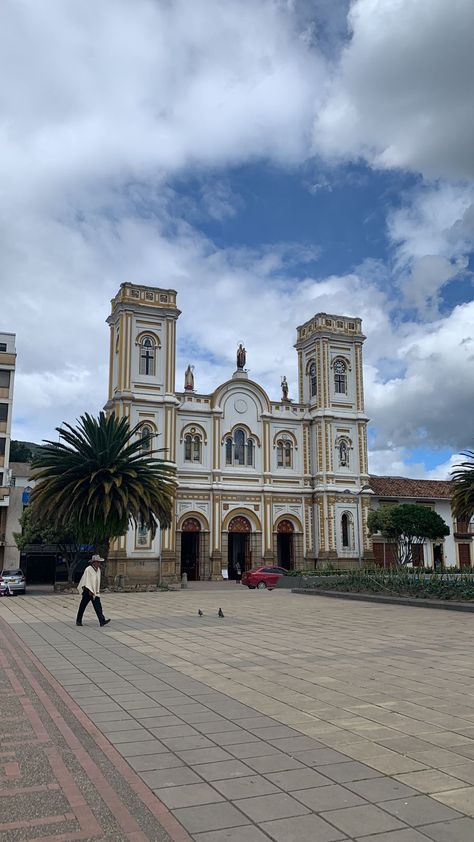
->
[[341, 512, 354, 548], [184, 434, 192, 461], [184, 433, 202, 462], [277, 439, 293, 468], [140, 424, 153, 452], [225, 429, 255, 467], [234, 429, 245, 465], [139, 336, 156, 376], [342, 512, 349, 547], [247, 438, 254, 466], [309, 362, 317, 398], [334, 359, 347, 394]]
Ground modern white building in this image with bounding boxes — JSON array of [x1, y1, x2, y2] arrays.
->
[[102, 282, 471, 584], [0, 333, 16, 571], [4, 462, 33, 568]]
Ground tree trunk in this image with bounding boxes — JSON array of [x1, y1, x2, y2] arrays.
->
[[96, 541, 110, 582]]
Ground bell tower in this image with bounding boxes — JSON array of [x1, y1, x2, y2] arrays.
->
[[105, 283, 181, 582], [295, 313, 371, 563]]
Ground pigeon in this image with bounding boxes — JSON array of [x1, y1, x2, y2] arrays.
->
[[198, 609, 203, 616], [218, 608, 224, 618]]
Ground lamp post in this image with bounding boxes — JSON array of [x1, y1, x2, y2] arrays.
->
[[344, 485, 371, 567]]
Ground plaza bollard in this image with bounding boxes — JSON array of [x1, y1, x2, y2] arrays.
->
[[181, 572, 188, 589]]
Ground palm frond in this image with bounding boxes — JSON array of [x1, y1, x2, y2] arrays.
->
[[30, 412, 176, 546], [451, 450, 474, 520]]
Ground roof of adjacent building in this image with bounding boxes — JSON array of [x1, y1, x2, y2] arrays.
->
[[369, 475, 453, 500]]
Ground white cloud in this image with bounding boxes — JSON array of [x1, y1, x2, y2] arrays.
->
[[1, 0, 473, 481], [368, 448, 464, 481], [0, 0, 323, 212], [313, 0, 474, 180], [6, 187, 472, 473], [389, 183, 474, 265], [366, 302, 474, 453], [399, 254, 469, 318], [386, 182, 474, 315]]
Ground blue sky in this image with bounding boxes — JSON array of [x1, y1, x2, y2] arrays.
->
[[0, 0, 473, 479], [173, 162, 414, 274]]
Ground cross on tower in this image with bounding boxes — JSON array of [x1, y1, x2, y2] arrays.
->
[[141, 347, 154, 375]]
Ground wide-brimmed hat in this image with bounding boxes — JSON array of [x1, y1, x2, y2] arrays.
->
[[90, 554, 104, 562]]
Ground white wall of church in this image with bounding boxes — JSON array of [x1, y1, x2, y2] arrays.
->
[[329, 346, 356, 408], [220, 387, 263, 473], [129, 315, 166, 391], [176, 412, 212, 471], [331, 422, 358, 477], [124, 525, 161, 559]]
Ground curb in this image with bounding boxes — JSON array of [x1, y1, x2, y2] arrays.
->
[[291, 588, 474, 612]]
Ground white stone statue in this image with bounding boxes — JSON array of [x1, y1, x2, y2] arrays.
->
[[184, 364, 194, 391]]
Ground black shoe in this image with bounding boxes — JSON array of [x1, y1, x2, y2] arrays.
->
[[100, 619, 111, 626], [76, 622, 82, 626]]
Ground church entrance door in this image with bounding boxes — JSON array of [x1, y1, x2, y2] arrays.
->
[[277, 520, 294, 570], [227, 516, 251, 580], [181, 518, 201, 581]]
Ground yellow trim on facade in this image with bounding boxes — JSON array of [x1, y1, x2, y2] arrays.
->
[[221, 507, 262, 533], [263, 496, 272, 549], [212, 416, 220, 470], [213, 496, 221, 550], [322, 339, 328, 407], [297, 350, 303, 402], [108, 324, 114, 399], [177, 510, 210, 531], [273, 512, 304, 533], [134, 329, 162, 345], [117, 313, 124, 391], [262, 419, 270, 471]]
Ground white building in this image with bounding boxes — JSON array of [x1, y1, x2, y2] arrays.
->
[[0, 333, 16, 571], [368, 476, 471, 570], [4, 285, 472, 584], [4, 462, 33, 568], [102, 282, 471, 584]]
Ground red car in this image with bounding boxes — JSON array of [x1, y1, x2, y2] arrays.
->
[[241, 566, 288, 590]]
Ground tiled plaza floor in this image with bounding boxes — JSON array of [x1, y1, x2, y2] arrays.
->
[[2, 584, 474, 840]]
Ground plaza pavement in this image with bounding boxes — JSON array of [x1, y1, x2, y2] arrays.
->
[[2, 585, 474, 840]]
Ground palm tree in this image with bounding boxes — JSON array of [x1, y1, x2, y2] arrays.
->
[[451, 450, 474, 521], [30, 412, 176, 562]]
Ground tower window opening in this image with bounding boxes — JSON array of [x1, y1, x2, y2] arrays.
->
[[139, 336, 156, 376]]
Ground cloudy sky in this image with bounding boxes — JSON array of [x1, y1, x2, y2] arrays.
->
[[1, 0, 473, 478]]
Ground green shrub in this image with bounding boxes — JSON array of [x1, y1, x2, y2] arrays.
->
[[286, 568, 354, 577], [308, 569, 474, 600]]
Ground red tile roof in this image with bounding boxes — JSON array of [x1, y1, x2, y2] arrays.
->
[[369, 475, 453, 500]]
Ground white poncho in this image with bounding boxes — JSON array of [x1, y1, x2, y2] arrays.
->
[[77, 565, 101, 598]]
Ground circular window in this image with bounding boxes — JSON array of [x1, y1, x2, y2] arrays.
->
[[234, 399, 248, 414]]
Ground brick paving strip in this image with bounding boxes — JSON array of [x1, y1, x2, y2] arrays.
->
[[3, 590, 474, 841], [0, 618, 192, 842]]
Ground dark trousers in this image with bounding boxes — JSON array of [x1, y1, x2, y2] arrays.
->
[[76, 590, 106, 625]]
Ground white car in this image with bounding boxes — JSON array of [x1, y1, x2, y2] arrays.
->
[[0, 569, 26, 594]]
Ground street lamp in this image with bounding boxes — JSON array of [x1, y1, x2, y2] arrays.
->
[[343, 485, 371, 567]]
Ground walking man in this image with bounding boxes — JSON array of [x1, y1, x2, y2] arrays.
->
[[76, 554, 110, 627]]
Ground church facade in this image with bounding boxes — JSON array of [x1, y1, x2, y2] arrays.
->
[[105, 282, 375, 583]]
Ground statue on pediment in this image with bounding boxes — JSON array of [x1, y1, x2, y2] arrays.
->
[[184, 364, 194, 391], [237, 343, 246, 370]]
